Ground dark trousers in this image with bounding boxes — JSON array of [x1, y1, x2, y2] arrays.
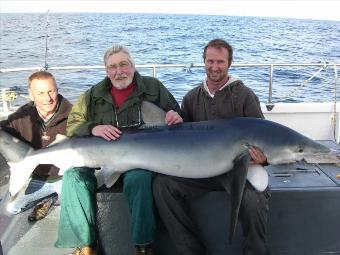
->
[[153, 173, 270, 255]]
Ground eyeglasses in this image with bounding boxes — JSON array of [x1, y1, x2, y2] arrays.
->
[[114, 106, 142, 129], [106, 61, 131, 71]]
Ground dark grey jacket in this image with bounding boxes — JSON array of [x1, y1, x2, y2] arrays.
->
[[181, 78, 264, 122]]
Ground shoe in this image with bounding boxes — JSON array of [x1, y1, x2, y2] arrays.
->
[[71, 246, 98, 255], [135, 244, 153, 255], [27, 196, 57, 221]]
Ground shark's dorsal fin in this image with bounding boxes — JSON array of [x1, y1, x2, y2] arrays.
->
[[140, 101, 166, 128], [48, 134, 69, 146]]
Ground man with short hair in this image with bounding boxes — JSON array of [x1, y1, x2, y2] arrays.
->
[[0, 70, 72, 220], [55, 44, 183, 255], [153, 39, 270, 255]]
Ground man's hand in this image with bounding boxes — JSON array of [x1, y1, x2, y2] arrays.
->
[[165, 110, 183, 125], [249, 146, 267, 165], [92, 125, 122, 141]]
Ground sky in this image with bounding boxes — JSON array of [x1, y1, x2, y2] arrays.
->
[[1, 0, 340, 21]]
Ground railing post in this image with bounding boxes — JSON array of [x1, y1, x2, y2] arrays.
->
[[265, 65, 275, 111], [1, 88, 11, 113], [153, 65, 156, 78], [269, 64, 273, 104]]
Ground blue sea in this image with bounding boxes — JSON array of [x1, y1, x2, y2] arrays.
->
[[0, 13, 339, 105]]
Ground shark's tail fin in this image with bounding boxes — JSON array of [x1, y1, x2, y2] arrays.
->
[[5, 177, 61, 214], [0, 128, 33, 162], [0, 129, 37, 197], [8, 160, 37, 196]]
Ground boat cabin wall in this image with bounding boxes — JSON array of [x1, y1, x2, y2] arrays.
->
[[262, 102, 340, 142]]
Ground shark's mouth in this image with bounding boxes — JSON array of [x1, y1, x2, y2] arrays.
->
[[302, 151, 340, 164]]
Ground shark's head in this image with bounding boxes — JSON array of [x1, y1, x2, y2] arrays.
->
[[238, 118, 332, 165], [264, 132, 330, 165]]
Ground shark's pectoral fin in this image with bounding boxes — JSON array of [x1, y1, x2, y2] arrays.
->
[[94, 169, 105, 188], [226, 151, 251, 244], [95, 168, 121, 188]]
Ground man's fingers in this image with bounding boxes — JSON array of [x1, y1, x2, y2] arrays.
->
[[92, 125, 122, 140], [165, 110, 183, 125], [248, 147, 267, 164]]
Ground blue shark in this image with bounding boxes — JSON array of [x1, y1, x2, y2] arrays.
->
[[3, 117, 330, 197], [0, 102, 335, 241]]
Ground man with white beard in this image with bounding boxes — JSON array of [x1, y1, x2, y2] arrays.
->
[[55, 44, 183, 255]]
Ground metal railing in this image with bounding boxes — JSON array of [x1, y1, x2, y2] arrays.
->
[[1, 62, 339, 112]]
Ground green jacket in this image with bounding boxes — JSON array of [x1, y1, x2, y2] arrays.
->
[[67, 71, 180, 136]]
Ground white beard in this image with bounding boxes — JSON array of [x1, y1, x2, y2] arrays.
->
[[112, 76, 133, 90]]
